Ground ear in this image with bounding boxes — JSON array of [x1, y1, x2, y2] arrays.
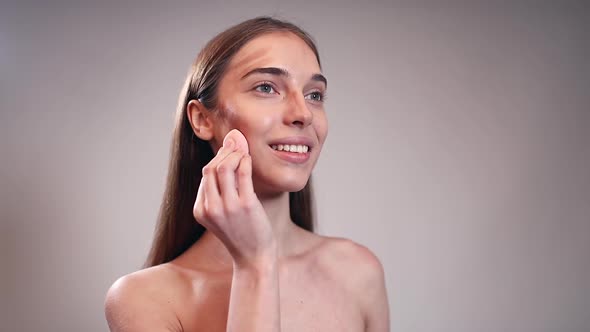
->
[[187, 99, 214, 141]]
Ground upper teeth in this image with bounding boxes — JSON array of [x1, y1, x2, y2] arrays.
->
[[271, 144, 309, 153]]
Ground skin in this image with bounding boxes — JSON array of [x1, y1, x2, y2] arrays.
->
[[105, 32, 390, 332]]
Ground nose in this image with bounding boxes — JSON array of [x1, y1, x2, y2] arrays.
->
[[284, 92, 313, 128]]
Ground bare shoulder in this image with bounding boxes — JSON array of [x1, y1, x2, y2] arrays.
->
[[312, 235, 390, 331], [313, 236, 385, 284], [104, 264, 188, 332]]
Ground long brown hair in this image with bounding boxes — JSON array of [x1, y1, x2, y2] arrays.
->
[[144, 17, 322, 268]]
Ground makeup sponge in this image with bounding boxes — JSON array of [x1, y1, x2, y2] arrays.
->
[[223, 129, 249, 154]]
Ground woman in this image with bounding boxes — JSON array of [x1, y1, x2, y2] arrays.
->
[[105, 17, 390, 332]]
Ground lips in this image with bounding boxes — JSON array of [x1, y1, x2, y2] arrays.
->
[[269, 146, 311, 164]]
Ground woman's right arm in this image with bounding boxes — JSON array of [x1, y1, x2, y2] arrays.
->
[[105, 130, 281, 332], [225, 254, 281, 331], [193, 129, 281, 332], [104, 261, 280, 332]]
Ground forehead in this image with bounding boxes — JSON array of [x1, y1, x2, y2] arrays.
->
[[227, 32, 321, 79]]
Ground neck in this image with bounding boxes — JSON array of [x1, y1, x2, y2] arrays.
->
[[182, 191, 302, 270], [258, 191, 294, 244]]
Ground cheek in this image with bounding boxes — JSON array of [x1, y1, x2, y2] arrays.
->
[[223, 103, 276, 148], [218, 103, 249, 132], [314, 112, 329, 144], [220, 102, 275, 141]]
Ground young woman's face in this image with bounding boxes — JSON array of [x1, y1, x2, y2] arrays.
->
[[212, 32, 328, 196]]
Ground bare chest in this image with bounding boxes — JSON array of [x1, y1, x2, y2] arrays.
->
[[279, 272, 364, 332], [177, 267, 364, 332]]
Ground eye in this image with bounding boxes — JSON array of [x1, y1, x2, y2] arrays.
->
[[254, 83, 277, 94], [305, 91, 325, 102]]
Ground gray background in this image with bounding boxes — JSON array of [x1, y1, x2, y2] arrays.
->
[[1, 1, 589, 331]]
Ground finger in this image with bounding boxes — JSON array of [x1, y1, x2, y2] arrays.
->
[[205, 141, 239, 193], [202, 164, 222, 217], [209, 142, 237, 169], [216, 150, 245, 204], [193, 176, 206, 223], [237, 154, 254, 197]]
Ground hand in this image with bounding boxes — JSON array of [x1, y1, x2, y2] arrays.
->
[[193, 129, 277, 267]]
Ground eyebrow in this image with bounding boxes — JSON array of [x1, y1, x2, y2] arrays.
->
[[241, 67, 328, 87]]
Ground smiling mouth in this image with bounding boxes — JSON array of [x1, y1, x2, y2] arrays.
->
[[270, 144, 310, 154]]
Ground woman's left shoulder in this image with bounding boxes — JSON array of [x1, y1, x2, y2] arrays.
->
[[311, 236, 390, 330], [313, 236, 386, 288]]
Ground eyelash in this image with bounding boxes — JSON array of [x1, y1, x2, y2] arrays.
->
[[306, 91, 327, 103], [254, 81, 277, 94], [253, 81, 326, 103]]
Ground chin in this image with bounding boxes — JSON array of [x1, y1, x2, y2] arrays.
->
[[283, 178, 309, 193], [252, 172, 310, 196]]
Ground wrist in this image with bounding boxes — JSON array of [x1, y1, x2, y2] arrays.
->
[[232, 248, 278, 273]]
